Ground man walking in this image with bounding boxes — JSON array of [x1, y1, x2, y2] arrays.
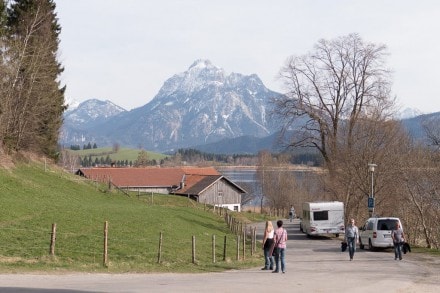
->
[[345, 218, 359, 261], [391, 222, 405, 260]]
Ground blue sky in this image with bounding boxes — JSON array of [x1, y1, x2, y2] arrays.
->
[[56, 0, 440, 114]]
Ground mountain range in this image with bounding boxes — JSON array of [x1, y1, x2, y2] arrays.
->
[[60, 59, 439, 154]]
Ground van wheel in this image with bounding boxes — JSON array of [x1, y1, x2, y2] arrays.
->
[[369, 239, 375, 251], [360, 239, 364, 250]]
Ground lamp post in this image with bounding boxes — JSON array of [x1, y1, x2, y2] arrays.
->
[[368, 163, 377, 217]]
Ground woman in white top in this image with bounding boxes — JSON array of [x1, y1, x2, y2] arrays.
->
[[261, 221, 275, 270]]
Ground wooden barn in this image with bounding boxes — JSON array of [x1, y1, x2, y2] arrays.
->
[[75, 166, 246, 211]]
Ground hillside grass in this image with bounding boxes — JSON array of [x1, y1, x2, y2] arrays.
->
[[0, 161, 265, 273], [67, 147, 168, 163]]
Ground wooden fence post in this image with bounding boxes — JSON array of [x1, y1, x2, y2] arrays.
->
[[242, 230, 246, 260], [49, 223, 56, 256], [157, 232, 163, 263], [192, 236, 196, 264], [253, 226, 257, 254], [103, 221, 108, 267], [250, 226, 254, 256], [223, 235, 227, 261], [236, 235, 240, 261], [212, 235, 216, 263]]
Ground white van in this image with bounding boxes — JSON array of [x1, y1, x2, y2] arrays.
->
[[300, 201, 345, 237], [359, 217, 402, 250]]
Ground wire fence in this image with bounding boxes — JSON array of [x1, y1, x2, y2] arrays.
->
[[0, 214, 259, 268]]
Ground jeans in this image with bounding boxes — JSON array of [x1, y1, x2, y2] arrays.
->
[[394, 242, 402, 259], [263, 246, 274, 269], [347, 237, 356, 259], [273, 247, 285, 272]]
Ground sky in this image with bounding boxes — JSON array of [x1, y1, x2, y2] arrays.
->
[[55, 0, 440, 114]]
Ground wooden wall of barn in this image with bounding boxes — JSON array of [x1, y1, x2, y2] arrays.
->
[[198, 178, 242, 209]]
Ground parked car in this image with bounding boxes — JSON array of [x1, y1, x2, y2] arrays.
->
[[359, 217, 402, 250]]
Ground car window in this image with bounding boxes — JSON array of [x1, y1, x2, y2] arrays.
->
[[367, 221, 373, 230], [377, 219, 397, 230]]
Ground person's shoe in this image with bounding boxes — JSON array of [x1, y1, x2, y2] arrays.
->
[[269, 267, 273, 270], [282, 271, 285, 274], [272, 270, 279, 273], [395, 257, 397, 260], [399, 257, 402, 260], [350, 257, 353, 261], [261, 267, 268, 270]]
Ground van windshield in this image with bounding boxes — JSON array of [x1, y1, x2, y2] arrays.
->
[[377, 219, 398, 231]]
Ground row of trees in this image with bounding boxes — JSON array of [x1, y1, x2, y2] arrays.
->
[[259, 33, 439, 249], [0, 0, 65, 159], [70, 142, 98, 150]]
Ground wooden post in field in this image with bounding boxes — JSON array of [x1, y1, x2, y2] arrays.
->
[[103, 221, 108, 267], [250, 227, 254, 256], [157, 232, 163, 263], [49, 223, 56, 256], [253, 226, 257, 253], [192, 236, 196, 264], [223, 235, 227, 261], [236, 235, 240, 261], [212, 235, 216, 263], [242, 230, 246, 260]]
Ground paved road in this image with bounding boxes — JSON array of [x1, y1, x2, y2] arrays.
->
[[1, 219, 439, 293]]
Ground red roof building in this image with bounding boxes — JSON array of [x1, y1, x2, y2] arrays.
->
[[76, 167, 245, 211]]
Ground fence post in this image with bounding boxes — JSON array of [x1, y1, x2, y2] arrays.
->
[[253, 226, 257, 254], [242, 230, 246, 260], [236, 235, 240, 261], [250, 226, 254, 256], [223, 235, 227, 261], [49, 223, 56, 256], [157, 232, 163, 263], [103, 221, 108, 267], [192, 235, 196, 264], [212, 235, 216, 263]]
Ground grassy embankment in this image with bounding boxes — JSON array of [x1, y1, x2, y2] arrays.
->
[[0, 160, 268, 273]]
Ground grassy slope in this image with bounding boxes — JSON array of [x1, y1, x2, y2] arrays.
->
[[0, 161, 263, 273]]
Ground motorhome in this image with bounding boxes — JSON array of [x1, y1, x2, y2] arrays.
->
[[300, 201, 345, 237]]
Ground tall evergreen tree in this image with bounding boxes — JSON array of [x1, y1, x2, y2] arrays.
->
[[2, 0, 66, 158]]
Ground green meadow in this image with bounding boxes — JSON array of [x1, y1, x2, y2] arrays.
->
[[0, 161, 265, 273]]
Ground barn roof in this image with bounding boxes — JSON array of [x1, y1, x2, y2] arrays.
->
[[75, 166, 223, 190]]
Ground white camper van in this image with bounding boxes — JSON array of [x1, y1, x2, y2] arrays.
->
[[300, 201, 345, 237]]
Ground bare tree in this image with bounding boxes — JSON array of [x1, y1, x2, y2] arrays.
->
[[272, 34, 403, 220], [274, 33, 395, 173], [422, 118, 440, 148], [400, 146, 440, 248]]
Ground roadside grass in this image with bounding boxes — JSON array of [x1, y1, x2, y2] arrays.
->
[[412, 247, 440, 256], [66, 147, 168, 163], [0, 162, 262, 273]]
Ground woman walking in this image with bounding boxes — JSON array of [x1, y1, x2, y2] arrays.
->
[[261, 221, 274, 270], [272, 220, 287, 273]]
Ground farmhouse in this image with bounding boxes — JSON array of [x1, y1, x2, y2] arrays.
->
[[75, 166, 245, 211]]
